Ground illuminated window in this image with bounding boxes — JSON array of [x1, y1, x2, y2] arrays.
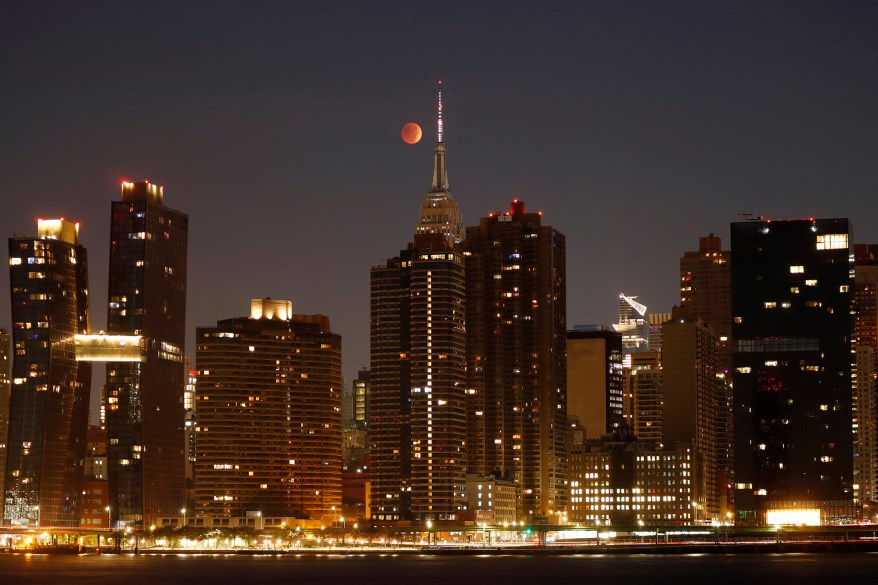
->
[[805, 279, 817, 286], [764, 301, 777, 309], [790, 265, 804, 274], [816, 234, 848, 250]]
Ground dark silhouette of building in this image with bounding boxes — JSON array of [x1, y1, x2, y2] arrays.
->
[[462, 199, 567, 520], [731, 218, 854, 524], [4, 219, 92, 527], [194, 298, 342, 520], [105, 180, 188, 527]]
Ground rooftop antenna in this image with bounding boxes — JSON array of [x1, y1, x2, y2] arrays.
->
[[437, 80, 443, 144]]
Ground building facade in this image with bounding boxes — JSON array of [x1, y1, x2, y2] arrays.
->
[[462, 199, 567, 520], [854, 244, 878, 506], [662, 315, 720, 521], [731, 218, 854, 524], [105, 180, 188, 527], [5, 219, 92, 527], [568, 432, 694, 526], [194, 298, 342, 520], [628, 352, 663, 445], [566, 327, 624, 439]]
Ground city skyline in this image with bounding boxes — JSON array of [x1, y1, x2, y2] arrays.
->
[[2, 1, 878, 402]]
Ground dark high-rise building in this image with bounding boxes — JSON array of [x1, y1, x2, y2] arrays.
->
[[4, 219, 92, 527], [731, 218, 854, 524], [105, 180, 188, 527], [0, 328, 9, 522], [194, 298, 342, 520], [462, 199, 567, 520], [854, 244, 878, 505], [370, 84, 467, 522], [566, 327, 623, 439]]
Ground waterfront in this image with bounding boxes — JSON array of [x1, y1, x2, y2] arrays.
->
[[2, 551, 878, 585]]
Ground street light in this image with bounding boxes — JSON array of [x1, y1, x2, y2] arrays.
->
[[34, 505, 40, 528], [105, 506, 111, 529], [181, 508, 187, 528]]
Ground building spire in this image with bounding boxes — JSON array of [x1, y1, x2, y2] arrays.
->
[[437, 79, 444, 144], [430, 80, 449, 193], [416, 79, 463, 244]]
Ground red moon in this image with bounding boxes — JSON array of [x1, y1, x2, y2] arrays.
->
[[401, 122, 422, 144]]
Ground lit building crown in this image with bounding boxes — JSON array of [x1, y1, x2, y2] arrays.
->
[[416, 80, 464, 245]]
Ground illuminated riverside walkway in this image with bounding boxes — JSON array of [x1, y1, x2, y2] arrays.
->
[[5, 524, 878, 554]]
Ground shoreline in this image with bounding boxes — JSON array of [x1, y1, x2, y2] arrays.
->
[[13, 539, 878, 557]]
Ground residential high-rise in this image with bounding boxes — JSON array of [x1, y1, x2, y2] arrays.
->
[[566, 327, 623, 439], [370, 84, 467, 522], [105, 180, 188, 527], [0, 328, 9, 522], [194, 298, 342, 520], [679, 234, 732, 370], [678, 233, 733, 517], [462, 199, 567, 520], [731, 218, 854, 524], [854, 244, 878, 505], [4, 219, 92, 527], [628, 352, 663, 445]]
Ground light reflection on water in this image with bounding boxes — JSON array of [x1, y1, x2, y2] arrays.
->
[[2, 552, 877, 585]]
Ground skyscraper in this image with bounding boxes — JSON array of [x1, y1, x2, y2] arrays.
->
[[678, 234, 733, 517], [462, 199, 567, 520], [105, 180, 188, 527], [854, 244, 878, 505], [5, 219, 92, 527], [370, 83, 467, 522], [194, 298, 342, 520], [731, 218, 854, 524]]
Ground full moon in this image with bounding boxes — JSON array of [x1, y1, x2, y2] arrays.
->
[[401, 122, 422, 144]]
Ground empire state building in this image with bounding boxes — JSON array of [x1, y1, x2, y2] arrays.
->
[[370, 81, 467, 523], [415, 80, 464, 245]]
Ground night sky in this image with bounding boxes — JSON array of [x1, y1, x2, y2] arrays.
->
[[2, 1, 877, 417]]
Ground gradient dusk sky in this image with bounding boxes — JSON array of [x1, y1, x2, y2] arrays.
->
[[2, 1, 877, 411]]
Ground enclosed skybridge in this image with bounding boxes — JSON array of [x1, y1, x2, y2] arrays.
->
[[74, 334, 144, 362]]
